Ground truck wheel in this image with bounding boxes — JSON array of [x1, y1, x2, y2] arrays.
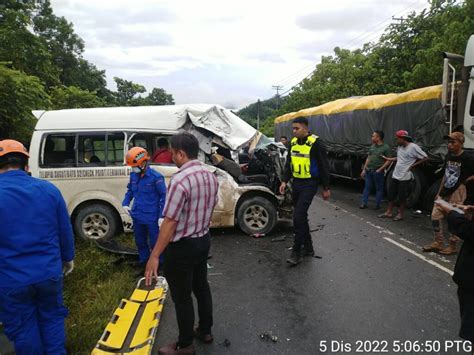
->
[[237, 196, 277, 235], [74, 204, 118, 241], [386, 168, 425, 208], [423, 179, 442, 212]]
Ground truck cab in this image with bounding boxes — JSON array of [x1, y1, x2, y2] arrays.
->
[[442, 35, 474, 149]]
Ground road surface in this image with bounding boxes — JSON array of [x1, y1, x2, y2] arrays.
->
[[154, 182, 470, 354]]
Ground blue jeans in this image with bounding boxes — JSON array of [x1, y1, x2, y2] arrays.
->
[[0, 278, 68, 355], [362, 169, 385, 207]]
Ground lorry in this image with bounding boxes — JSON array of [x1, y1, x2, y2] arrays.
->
[[274, 35, 474, 210]]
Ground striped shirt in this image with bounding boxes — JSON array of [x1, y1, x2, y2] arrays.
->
[[163, 160, 219, 242]]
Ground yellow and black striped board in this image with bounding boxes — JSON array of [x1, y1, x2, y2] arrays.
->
[[91, 277, 168, 355]]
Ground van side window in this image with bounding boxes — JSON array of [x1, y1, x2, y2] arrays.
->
[[128, 136, 147, 150], [107, 133, 125, 165], [78, 134, 106, 166], [42, 134, 76, 167]]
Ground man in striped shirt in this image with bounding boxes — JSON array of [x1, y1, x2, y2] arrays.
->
[[145, 133, 218, 355]]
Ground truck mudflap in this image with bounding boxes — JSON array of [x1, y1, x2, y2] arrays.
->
[[91, 277, 168, 355]]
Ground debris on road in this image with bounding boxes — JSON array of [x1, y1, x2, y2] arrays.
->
[[310, 224, 325, 233], [252, 233, 266, 238], [220, 338, 231, 347], [260, 331, 278, 343]]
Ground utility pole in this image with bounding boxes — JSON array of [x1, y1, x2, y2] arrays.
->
[[272, 85, 283, 109], [392, 16, 405, 24], [256, 99, 261, 130]]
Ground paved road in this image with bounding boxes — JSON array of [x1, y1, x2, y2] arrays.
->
[[0, 183, 468, 354], [154, 182, 471, 354]]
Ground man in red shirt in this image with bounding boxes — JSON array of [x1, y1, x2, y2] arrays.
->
[[152, 138, 174, 164]]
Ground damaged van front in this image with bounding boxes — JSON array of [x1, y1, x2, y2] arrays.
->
[[29, 104, 292, 241]]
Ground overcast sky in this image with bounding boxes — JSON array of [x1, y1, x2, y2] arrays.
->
[[51, 0, 428, 109]]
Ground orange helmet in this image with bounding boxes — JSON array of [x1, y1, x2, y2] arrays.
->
[[126, 147, 149, 167], [0, 140, 29, 158], [0, 139, 29, 168]]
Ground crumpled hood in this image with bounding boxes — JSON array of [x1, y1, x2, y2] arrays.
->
[[186, 105, 257, 150]]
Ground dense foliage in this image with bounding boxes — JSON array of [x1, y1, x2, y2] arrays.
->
[[0, 0, 174, 142]]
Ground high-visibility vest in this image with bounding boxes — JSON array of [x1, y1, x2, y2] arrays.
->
[[290, 134, 318, 179]]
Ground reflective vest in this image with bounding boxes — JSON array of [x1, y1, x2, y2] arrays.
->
[[290, 134, 318, 179]]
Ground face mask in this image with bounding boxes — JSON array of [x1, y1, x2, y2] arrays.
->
[[132, 167, 142, 174]]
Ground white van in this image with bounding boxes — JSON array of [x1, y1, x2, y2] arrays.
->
[[29, 104, 291, 241]]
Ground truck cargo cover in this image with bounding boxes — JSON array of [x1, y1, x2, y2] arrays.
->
[[274, 85, 448, 161]]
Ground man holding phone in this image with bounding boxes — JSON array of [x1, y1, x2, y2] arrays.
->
[[423, 132, 474, 255], [435, 201, 474, 345]]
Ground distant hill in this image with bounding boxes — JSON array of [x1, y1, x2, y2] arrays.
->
[[237, 96, 286, 136]]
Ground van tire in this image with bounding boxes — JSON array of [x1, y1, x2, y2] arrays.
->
[[237, 196, 277, 236], [74, 204, 118, 241]]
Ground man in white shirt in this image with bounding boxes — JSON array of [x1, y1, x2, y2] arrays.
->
[[378, 130, 428, 221]]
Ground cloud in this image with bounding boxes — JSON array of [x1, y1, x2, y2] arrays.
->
[[248, 53, 286, 63], [49, 0, 428, 108], [296, 7, 389, 31], [93, 27, 173, 47]]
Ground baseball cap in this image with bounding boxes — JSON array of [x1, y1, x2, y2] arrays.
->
[[395, 130, 413, 142], [444, 131, 465, 143]]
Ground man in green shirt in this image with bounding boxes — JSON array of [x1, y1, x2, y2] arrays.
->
[[360, 131, 391, 210]]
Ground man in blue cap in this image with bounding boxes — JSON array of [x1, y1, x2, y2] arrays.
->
[[0, 139, 75, 355]]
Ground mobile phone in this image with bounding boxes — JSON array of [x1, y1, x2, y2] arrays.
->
[[435, 199, 465, 214]]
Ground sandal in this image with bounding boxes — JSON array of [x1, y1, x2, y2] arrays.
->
[[392, 216, 403, 221], [377, 213, 392, 218]]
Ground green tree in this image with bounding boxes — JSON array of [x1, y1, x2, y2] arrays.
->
[[0, 63, 50, 142], [50, 86, 106, 109], [32, 0, 84, 87], [238, 96, 283, 128], [112, 77, 175, 106], [0, 3, 59, 87], [113, 77, 146, 106], [145, 87, 174, 105]]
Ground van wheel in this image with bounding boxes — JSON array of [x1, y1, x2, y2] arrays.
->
[[237, 196, 277, 235], [74, 204, 118, 241]]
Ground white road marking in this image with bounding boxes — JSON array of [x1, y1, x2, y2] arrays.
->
[[383, 237, 454, 276], [319, 198, 454, 276]]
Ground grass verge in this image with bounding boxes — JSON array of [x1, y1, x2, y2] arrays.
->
[[63, 237, 139, 354]]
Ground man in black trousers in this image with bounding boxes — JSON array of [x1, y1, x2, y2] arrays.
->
[[279, 117, 331, 266], [437, 200, 474, 349], [145, 133, 219, 355]]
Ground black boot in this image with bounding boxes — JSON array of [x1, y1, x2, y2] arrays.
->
[[286, 249, 302, 265], [302, 245, 315, 257]]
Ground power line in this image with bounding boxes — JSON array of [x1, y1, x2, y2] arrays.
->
[[275, 2, 428, 97], [273, 1, 425, 90]]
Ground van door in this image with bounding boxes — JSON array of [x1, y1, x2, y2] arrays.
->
[[39, 131, 130, 240]]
